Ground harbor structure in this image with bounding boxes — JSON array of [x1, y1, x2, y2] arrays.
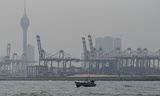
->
[[0, 35, 160, 78]]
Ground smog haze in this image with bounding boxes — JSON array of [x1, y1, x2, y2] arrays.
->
[[0, 0, 160, 58]]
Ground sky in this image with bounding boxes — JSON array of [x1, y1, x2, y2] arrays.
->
[[0, 0, 160, 59]]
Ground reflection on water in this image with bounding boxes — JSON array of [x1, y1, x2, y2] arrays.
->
[[0, 81, 160, 96]]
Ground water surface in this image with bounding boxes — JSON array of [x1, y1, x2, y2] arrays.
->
[[0, 81, 160, 96]]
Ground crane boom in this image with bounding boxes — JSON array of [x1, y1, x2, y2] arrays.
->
[[36, 35, 45, 60], [88, 35, 94, 53], [82, 37, 87, 60]]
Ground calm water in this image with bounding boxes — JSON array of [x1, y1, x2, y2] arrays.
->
[[0, 81, 160, 96]]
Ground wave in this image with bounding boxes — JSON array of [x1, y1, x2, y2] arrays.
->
[[12, 90, 53, 96]]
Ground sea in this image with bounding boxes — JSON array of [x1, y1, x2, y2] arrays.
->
[[0, 81, 160, 96]]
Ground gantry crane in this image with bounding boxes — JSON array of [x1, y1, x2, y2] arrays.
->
[[36, 35, 45, 65], [82, 37, 88, 70]]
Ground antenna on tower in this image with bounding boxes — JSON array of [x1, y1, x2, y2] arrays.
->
[[24, 0, 26, 15]]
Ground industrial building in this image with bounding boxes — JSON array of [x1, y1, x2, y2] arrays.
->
[[95, 36, 122, 53]]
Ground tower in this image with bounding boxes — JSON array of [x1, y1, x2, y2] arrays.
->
[[103, 36, 114, 53], [114, 38, 122, 50], [20, 0, 30, 61]]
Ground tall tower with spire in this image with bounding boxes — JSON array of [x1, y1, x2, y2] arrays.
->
[[20, 0, 30, 61]]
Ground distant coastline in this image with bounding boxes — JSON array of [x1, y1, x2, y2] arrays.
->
[[1, 75, 160, 81]]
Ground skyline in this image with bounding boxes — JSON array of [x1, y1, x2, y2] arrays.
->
[[0, 0, 160, 58]]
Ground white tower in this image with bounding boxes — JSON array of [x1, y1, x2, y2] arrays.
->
[[19, 0, 30, 77], [20, 0, 30, 61]]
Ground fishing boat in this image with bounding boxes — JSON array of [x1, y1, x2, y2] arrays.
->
[[75, 79, 96, 88], [75, 62, 96, 87]]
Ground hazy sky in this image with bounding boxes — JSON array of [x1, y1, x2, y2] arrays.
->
[[0, 0, 160, 58]]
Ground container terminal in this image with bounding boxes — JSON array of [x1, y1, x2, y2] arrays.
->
[[0, 35, 160, 81], [1, 0, 160, 80]]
